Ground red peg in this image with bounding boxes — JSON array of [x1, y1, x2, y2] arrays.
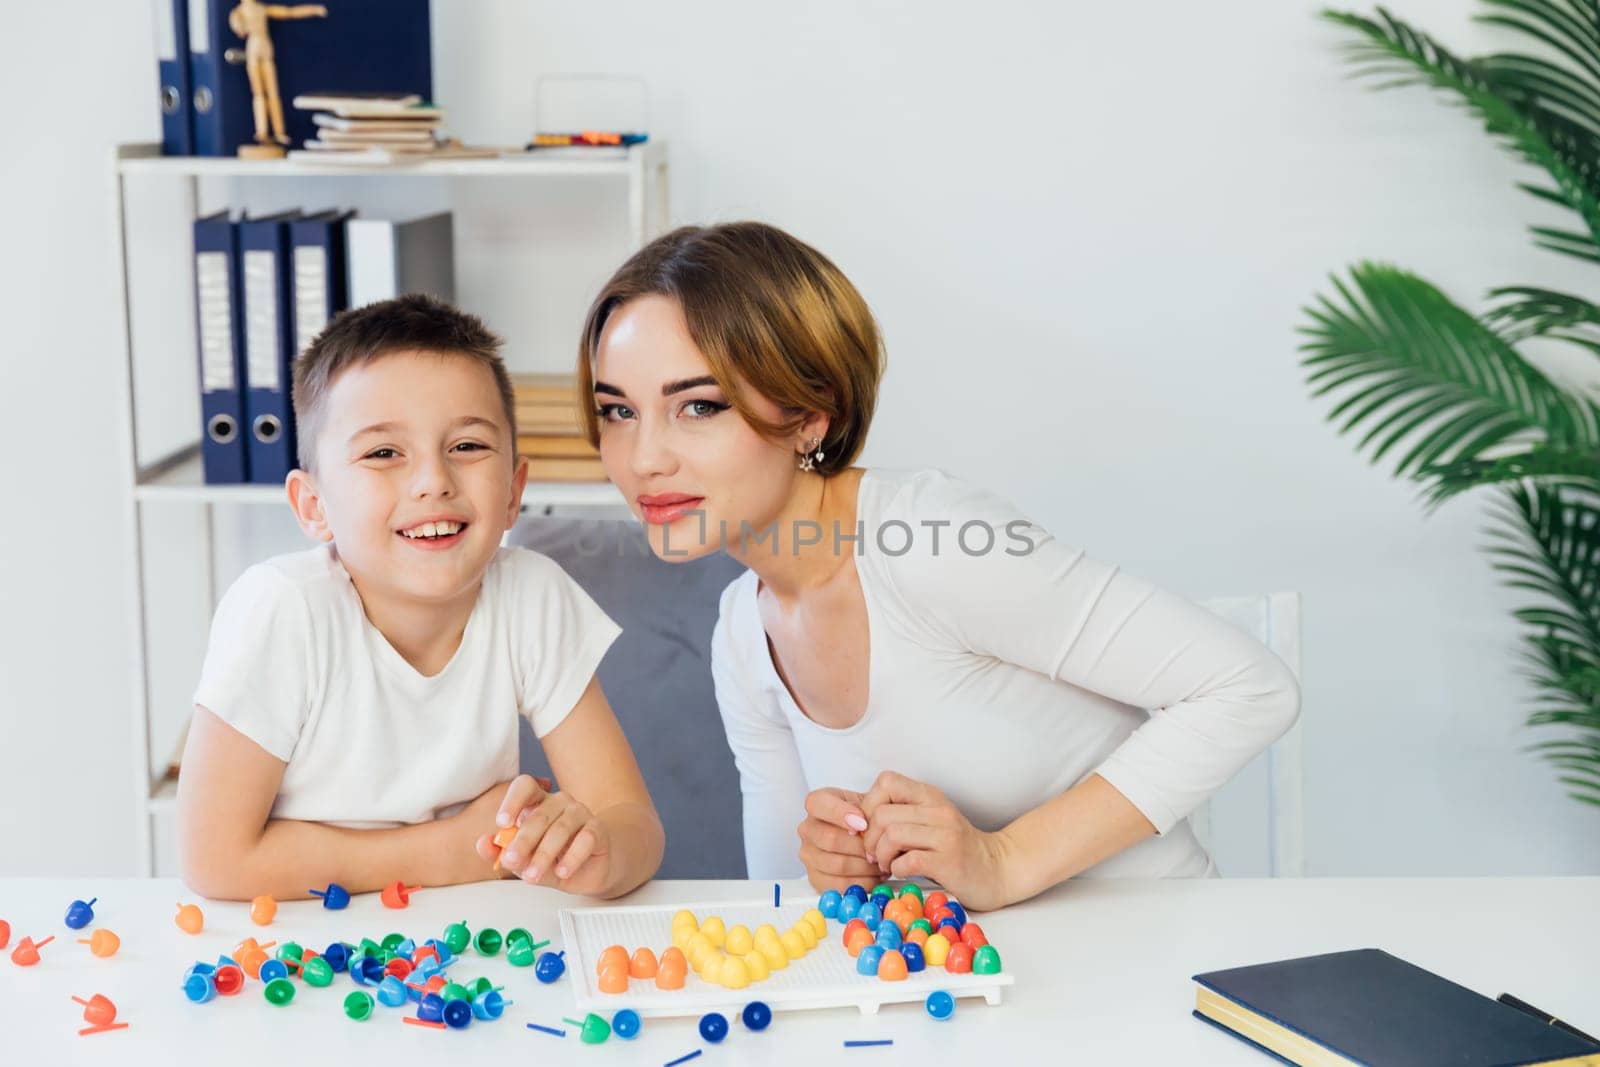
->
[[12, 934, 55, 966], [381, 881, 422, 909], [0, 918, 9, 950], [72, 994, 118, 1027], [72, 993, 130, 1036]]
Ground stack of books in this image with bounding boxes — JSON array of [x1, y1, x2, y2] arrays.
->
[[288, 93, 493, 165], [514, 374, 607, 482]]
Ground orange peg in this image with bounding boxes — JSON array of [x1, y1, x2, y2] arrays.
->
[[381, 881, 422, 909], [250, 895, 276, 925], [78, 929, 121, 958], [72, 993, 129, 1036], [174, 902, 204, 935], [629, 947, 659, 979]]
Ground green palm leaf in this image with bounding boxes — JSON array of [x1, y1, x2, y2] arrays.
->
[[1485, 482, 1600, 803], [1299, 263, 1600, 481], [1325, 7, 1600, 262], [1420, 445, 1600, 506]]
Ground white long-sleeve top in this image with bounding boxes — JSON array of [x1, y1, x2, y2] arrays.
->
[[711, 468, 1301, 880]]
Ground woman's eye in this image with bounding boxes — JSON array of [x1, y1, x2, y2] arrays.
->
[[682, 399, 730, 419], [365, 447, 399, 460], [596, 403, 635, 422]]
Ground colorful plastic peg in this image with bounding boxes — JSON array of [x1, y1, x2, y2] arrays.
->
[[64, 897, 96, 930], [343, 991, 373, 1021], [262, 978, 295, 1005], [12, 934, 55, 966], [308, 883, 349, 909], [214, 965, 244, 996], [472, 990, 510, 1021], [381, 881, 421, 909], [534, 950, 566, 984], [490, 824, 519, 872], [443, 921, 472, 955], [926, 990, 956, 1020], [565, 1013, 612, 1044], [443, 999, 473, 1030], [474, 927, 503, 956], [182, 973, 216, 1004], [971, 944, 1003, 974], [629, 946, 659, 979], [249, 895, 276, 925], [78, 929, 120, 958], [72, 993, 129, 1036], [174, 902, 203, 934], [0, 918, 9, 950], [698, 1012, 729, 1043], [302, 957, 334, 987], [613, 1007, 642, 1039], [742, 1000, 773, 1031]]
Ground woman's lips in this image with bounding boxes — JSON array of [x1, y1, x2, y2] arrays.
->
[[638, 495, 705, 526]]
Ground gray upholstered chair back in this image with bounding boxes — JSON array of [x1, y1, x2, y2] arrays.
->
[[506, 515, 751, 878]]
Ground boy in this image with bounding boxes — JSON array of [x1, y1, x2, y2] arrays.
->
[[176, 294, 663, 900]]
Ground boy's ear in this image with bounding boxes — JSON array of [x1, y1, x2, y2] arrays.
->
[[505, 455, 529, 528], [286, 469, 334, 543]]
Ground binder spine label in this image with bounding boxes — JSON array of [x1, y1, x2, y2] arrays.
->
[[188, 0, 209, 52], [154, 0, 176, 59], [244, 250, 282, 390], [293, 245, 328, 357], [196, 251, 235, 391]]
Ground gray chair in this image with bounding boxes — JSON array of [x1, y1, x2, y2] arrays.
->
[[507, 515, 750, 878]]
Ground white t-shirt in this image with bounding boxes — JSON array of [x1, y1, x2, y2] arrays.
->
[[193, 545, 620, 829], [712, 468, 1302, 880]]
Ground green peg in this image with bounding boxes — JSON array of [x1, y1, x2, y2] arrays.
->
[[302, 957, 334, 987], [469, 977, 499, 999], [380, 932, 407, 954], [507, 940, 535, 967], [910, 918, 933, 936], [263, 977, 295, 1005], [474, 927, 503, 956], [443, 922, 471, 955], [872, 883, 894, 898], [357, 938, 382, 959], [276, 941, 305, 961], [897, 883, 924, 902], [343, 990, 374, 1020], [971, 944, 1003, 975], [441, 982, 471, 1003], [505, 927, 533, 948], [564, 1013, 611, 1044]]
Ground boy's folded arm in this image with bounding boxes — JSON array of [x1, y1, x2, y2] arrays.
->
[[176, 707, 488, 900], [541, 677, 666, 899]]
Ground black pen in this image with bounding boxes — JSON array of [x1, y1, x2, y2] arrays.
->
[[1498, 993, 1600, 1046]]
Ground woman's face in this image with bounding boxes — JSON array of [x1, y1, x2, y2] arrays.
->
[[593, 294, 807, 561]]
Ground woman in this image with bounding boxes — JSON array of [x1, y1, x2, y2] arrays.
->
[[578, 222, 1300, 910]]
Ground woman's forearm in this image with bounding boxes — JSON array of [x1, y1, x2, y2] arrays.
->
[[995, 773, 1157, 905]]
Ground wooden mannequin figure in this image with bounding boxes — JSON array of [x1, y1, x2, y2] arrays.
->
[[228, 0, 328, 158]]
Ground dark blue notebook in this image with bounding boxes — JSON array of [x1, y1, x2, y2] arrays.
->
[[1193, 949, 1599, 1067]]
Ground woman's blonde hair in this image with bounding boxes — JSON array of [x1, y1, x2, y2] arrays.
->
[[577, 222, 885, 474]]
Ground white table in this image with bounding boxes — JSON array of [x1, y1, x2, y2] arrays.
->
[[4, 876, 1595, 1065]]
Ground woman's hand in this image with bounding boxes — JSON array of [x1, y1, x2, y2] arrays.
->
[[796, 787, 882, 893], [858, 771, 1017, 912], [473, 775, 613, 896]]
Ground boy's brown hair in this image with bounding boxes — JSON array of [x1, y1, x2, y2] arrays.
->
[[292, 293, 517, 471], [576, 222, 886, 475]]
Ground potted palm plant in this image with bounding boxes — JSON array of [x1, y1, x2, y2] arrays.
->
[[1304, 2, 1600, 805]]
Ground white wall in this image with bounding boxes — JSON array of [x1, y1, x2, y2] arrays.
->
[[3, 0, 1596, 877]]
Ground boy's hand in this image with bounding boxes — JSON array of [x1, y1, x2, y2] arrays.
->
[[473, 774, 612, 895], [796, 786, 880, 894]]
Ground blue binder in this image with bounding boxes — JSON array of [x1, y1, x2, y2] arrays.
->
[[289, 210, 351, 361], [154, 0, 193, 155], [192, 212, 248, 483], [188, 0, 432, 157], [186, 0, 253, 157], [239, 212, 300, 485]]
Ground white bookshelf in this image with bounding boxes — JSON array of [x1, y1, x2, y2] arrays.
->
[[112, 140, 663, 876]]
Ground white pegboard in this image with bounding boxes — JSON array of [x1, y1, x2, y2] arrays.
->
[[557, 897, 1013, 1018]]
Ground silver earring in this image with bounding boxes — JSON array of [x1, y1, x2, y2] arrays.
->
[[797, 437, 824, 472]]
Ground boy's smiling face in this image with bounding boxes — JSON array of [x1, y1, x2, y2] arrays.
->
[[288, 349, 527, 611]]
